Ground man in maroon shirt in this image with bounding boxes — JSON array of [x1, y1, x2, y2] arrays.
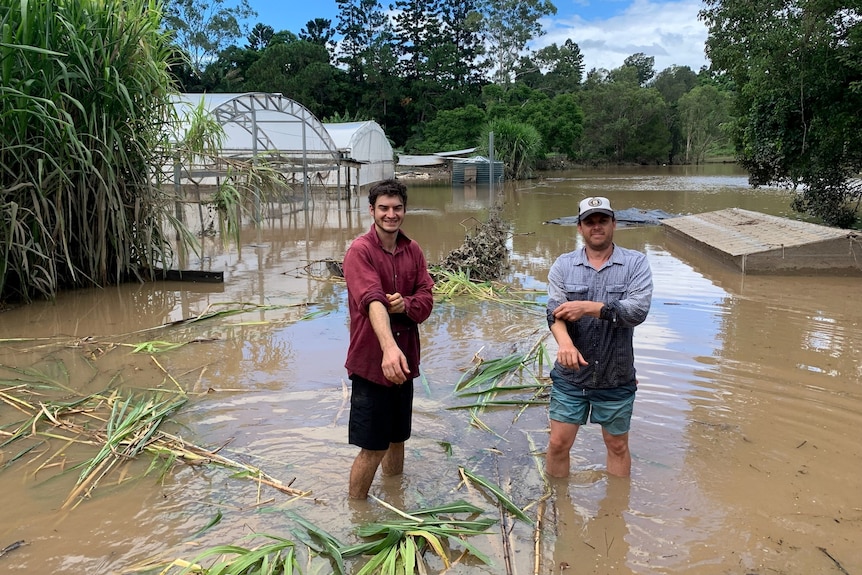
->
[[343, 179, 435, 499]]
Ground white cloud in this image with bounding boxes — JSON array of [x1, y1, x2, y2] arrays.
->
[[536, 0, 709, 74]]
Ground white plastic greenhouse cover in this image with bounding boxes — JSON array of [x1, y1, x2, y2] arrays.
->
[[173, 92, 340, 163], [321, 120, 395, 187], [169, 93, 395, 191]]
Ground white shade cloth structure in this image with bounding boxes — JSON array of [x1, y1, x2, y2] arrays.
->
[[169, 92, 393, 191], [323, 120, 394, 188]]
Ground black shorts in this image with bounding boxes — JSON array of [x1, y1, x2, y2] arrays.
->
[[348, 375, 413, 450]]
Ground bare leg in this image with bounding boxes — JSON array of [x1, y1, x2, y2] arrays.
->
[[602, 429, 631, 477], [349, 448, 387, 499], [546, 420, 579, 478], [381, 441, 404, 476]]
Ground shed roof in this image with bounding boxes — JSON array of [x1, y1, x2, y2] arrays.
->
[[661, 208, 862, 274]]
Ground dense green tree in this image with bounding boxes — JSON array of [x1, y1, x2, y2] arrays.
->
[[440, 0, 488, 89], [299, 18, 336, 48], [513, 54, 544, 88], [652, 65, 700, 162], [246, 23, 274, 51], [391, 0, 486, 129], [363, 30, 404, 118], [163, 0, 256, 74], [484, 86, 582, 158], [477, 82, 584, 158], [390, 0, 448, 128], [622, 52, 656, 86], [538, 94, 584, 157], [408, 104, 488, 153], [652, 65, 698, 104], [535, 39, 585, 94], [579, 67, 670, 163], [678, 84, 732, 164], [198, 44, 260, 91], [243, 41, 347, 118], [335, 0, 389, 83], [701, 0, 862, 226], [483, 0, 557, 85], [184, 24, 301, 92], [392, 0, 441, 79], [270, 30, 299, 46]]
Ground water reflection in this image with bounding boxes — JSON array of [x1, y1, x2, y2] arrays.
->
[[551, 475, 632, 575], [1, 165, 861, 573]]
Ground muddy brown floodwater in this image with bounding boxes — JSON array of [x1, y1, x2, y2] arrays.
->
[[1, 165, 860, 574]]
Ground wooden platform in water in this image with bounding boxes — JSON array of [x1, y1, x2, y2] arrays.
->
[[661, 208, 862, 274]]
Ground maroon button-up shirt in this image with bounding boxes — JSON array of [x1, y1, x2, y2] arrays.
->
[[343, 226, 435, 386]]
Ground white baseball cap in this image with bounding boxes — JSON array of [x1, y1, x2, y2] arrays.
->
[[578, 196, 614, 221]]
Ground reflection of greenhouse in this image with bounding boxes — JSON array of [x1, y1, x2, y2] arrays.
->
[[168, 92, 394, 201]]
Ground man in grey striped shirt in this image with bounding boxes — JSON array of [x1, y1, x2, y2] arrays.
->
[[545, 196, 653, 478]]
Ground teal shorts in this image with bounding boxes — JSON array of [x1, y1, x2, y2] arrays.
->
[[548, 370, 635, 436]]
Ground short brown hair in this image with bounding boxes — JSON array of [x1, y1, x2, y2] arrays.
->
[[368, 179, 407, 208]]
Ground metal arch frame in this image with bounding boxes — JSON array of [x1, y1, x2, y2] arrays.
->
[[208, 92, 344, 204], [210, 92, 340, 159]]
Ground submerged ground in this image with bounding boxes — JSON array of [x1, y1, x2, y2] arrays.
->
[[0, 165, 860, 574]]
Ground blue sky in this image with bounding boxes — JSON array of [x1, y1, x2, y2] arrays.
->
[[247, 0, 709, 74]]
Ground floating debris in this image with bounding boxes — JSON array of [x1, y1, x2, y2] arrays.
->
[[435, 205, 510, 282]]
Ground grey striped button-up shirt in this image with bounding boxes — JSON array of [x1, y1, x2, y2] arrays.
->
[[546, 244, 653, 389]]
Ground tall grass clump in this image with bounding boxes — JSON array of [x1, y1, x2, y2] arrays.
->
[[0, 0, 180, 303], [478, 119, 543, 180]]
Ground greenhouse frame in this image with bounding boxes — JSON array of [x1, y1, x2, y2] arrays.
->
[[169, 92, 394, 198]]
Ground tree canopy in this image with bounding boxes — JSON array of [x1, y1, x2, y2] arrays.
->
[[161, 0, 737, 177], [163, 0, 255, 75], [701, 0, 862, 226]]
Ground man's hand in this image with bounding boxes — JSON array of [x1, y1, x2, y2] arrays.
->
[[386, 292, 405, 314], [557, 342, 588, 370], [553, 300, 601, 322], [381, 345, 410, 384]]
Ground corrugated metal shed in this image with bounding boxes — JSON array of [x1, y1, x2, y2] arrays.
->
[[661, 208, 862, 274], [451, 156, 504, 184]]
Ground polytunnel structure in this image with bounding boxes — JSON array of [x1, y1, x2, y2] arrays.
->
[[322, 121, 395, 188], [169, 93, 392, 196]]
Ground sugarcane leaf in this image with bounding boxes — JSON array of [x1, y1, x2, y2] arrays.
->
[[405, 500, 484, 516], [405, 530, 449, 567], [192, 510, 223, 537], [446, 534, 494, 566], [354, 546, 392, 575], [460, 467, 534, 525], [340, 527, 403, 557], [400, 537, 416, 574]]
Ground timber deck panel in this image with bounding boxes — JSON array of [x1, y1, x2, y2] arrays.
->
[[661, 208, 862, 274]]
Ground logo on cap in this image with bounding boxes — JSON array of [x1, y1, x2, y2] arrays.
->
[[587, 198, 603, 207]]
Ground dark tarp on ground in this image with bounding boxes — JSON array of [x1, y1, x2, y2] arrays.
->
[[544, 208, 675, 228]]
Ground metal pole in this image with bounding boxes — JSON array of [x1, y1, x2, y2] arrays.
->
[[252, 102, 261, 223], [488, 131, 495, 200], [302, 118, 309, 210], [173, 155, 184, 237]]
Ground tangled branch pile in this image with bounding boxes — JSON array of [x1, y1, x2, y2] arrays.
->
[[435, 206, 510, 281]]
